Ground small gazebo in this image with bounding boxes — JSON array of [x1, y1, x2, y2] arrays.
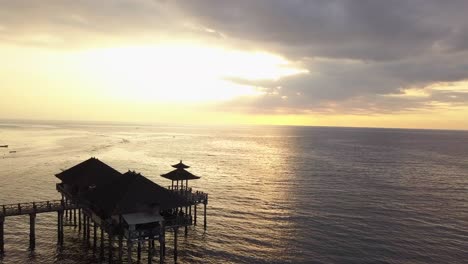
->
[[161, 160, 200, 191]]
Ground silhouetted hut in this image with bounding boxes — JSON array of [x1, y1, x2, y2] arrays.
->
[[161, 160, 200, 191], [85, 171, 192, 262], [56, 157, 122, 200], [87, 171, 189, 220]]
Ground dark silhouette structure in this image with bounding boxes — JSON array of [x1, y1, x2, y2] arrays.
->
[[0, 157, 208, 263]]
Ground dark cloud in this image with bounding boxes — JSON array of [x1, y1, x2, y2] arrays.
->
[[170, 0, 468, 61]]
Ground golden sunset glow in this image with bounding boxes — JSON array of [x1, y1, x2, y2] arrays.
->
[[2, 1, 468, 129], [77, 44, 306, 102]]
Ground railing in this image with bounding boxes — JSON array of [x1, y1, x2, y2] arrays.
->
[[167, 187, 208, 204], [166, 186, 192, 192], [0, 200, 80, 217]]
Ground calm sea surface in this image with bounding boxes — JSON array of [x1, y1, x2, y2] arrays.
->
[[0, 122, 467, 263]]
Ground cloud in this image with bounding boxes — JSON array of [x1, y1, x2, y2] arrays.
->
[[2, 0, 468, 115]]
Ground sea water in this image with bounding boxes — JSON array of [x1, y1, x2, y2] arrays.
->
[[0, 121, 467, 263]]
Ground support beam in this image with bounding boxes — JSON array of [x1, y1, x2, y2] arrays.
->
[[137, 240, 141, 261], [118, 234, 123, 261], [57, 210, 64, 246], [78, 209, 82, 231], [173, 228, 178, 263], [86, 216, 91, 244], [147, 239, 153, 264], [108, 231, 114, 264], [93, 223, 97, 249], [100, 227, 105, 261], [57, 211, 61, 245], [83, 215, 87, 240], [162, 225, 166, 257], [127, 239, 133, 264], [159, 228, 165, 264], [73, 209, 77, 227], [204, 202, 207, 230], [0, 216, 4, 255], [29, 213, 36, 250], [194, 204, 197, 225]]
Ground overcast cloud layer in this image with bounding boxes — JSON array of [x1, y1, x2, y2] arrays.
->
[[2, 0, 468, 115]]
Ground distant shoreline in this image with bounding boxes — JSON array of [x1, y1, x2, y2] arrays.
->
[[0, 118, 467, 132]]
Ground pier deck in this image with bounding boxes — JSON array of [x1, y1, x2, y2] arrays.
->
[[0, 200, 79, 217]]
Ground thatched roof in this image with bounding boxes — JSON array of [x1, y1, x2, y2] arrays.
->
[[172, 160, 190, 169], [86, 171, 190, 217], [161, 168, 200, 181], [55, 157, 122, 187]]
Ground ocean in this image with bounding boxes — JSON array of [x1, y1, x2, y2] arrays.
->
[[0, 121, 467, 263]]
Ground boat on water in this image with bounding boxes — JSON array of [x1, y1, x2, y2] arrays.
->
[[0, 145, 8, 148]]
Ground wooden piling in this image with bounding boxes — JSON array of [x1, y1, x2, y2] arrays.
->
[[57, 211, 60, 245], [173, 228, 178, 263], [159, 231, 165, 264], [203, 201, 207, 230], [29, 213, 36, 250], [148, 239, 153, 264], [108, 231, 114, 264], [57, 210, 64, 246], [86, 217, 91, 244], [100, 227, 105, 261], [162, 225, 166, 257], [194, 204, 197, 225], [137, 240, 141, 261], [78, 209, 82, 231], [83, 215, 87, 240], [93, 223, 97, 249], [73, 209, 77, 227], [118, 234, 123, 261], [0, 216, 4, 255], [127, 239, 133, 264]]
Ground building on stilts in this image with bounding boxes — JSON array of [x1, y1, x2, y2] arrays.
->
[[0, 157, 208, 263]]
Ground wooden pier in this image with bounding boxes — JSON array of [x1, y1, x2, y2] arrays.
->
[[0, 158, 208, 264], [0, 199, 80, 253]]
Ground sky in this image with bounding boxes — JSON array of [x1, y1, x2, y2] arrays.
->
[[1, 0, 468, 129]]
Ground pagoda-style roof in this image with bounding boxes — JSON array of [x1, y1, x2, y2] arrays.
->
[[86, 171, 190, 217], [161, 168, 200, 181], [55, 157, 122, 187], [172, 160, 190, 169]]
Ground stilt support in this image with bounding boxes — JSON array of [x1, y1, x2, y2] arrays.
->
[[100, 227, 105, 261], [0, 216, 4, 255], [194, 204, 197, 225], [148, 239, 153, 264], [127, 239, 133, 264], [173, 228, 178, 263], [93, 223, 97, 249], [78, 209, 82, 231], [57, 210, 64, 246], [86, 216, 91, 244], [203, 202, 207, 230], [108, 231, 114, 264], [137, 240, 141, 261], [118, 234, 123, 261], [73, 209, 77, 227], [83, 215, 87, 240], [29, 213, 36, 250]]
